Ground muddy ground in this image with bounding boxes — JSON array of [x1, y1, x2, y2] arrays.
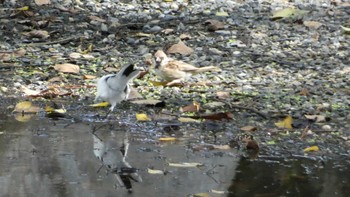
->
[[0, 0, 349, 196]]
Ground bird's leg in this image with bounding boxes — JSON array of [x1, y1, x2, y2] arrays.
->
[[103, 109, 112, 119], [166, 78, 184, 86]]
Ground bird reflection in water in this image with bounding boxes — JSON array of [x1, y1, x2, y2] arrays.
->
[[91, 125, 142, 192]]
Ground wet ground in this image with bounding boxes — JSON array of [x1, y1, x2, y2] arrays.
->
[[0, 112, 349, 197]]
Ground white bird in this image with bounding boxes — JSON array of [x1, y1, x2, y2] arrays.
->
[[95, 64, 141, 112]]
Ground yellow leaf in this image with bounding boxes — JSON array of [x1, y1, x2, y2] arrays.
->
[[16, 6, 29, 11], [340, 26, 350, 32], [45, 106, 66, 114], [14, 114, 35, 122], [272, 7, 296, 19], [303, 146, 319, 152], [275, 115, 293, 129], [168, 162, 202, 167], [178, 117, 201, 123], [13, 101, 40, 113], [136, 113, 151, 121], [147, 168, 164, 174], [193, 193, 210, 197], [89, 102, 109, 108], [159, 137, 177, 141], [215, 11, 229, 17]]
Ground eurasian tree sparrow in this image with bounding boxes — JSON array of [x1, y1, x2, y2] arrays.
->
[[154, 50, 221, 86], [95, 64, 141, 111]]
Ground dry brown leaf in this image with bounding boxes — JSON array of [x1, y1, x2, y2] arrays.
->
[[54, 63, 80, 73], [204, 19, 225, 31], [167, 40, 194, 55], [180, 101, 200, 113], [83, 74, 96, 80], [303, 21, 322, 29], [162, 28, 174, 34], [88, 15, 107, 23], [216, 91, 230, 99], [240, 125, 257, 132], [0, 48, 26, 61], [35, 0, 51, 6], [179, 33, 192, 40], [23, 30, 50, 39]]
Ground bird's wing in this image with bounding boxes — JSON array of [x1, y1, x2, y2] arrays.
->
[[166, 60, 199, 72]]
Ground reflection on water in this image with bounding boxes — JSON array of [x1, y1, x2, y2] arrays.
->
[[0, 113, 349, 196], [0, 115, 239, 196], [229, 156, 350, 197]]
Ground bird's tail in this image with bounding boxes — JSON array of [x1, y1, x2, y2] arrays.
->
[[193, 66, 221, 73]]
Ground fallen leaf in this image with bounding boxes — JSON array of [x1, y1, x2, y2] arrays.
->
[[240, 125, 257, 132], [179, 33, 191, 40], [180, 101, 200, 113], [69, 52, 82, 59], [14, 114, 35, 122], [16, 6, 29, 11], [54, 63, 80, 73], [303, 21, 322, 29], [215, 11, 229, 17], [178, 117, 201, 123], [88, 15, 106, 23], [193, 193, 210, 197], [304, 115, 326, 123], [212, 144, 231, 150], [0, 48, 26, 61], [89, 102, 109, 108], [211, 189, 225, 194], [23, 30, 50, 39], [167, 40, 194, 55], [271, 7, 296, 19], [159, 137, 177, 141], [204, 19, 225, 31], [20, 85, 41, 96], [340, 26, 350, 33], [45, 106, 66, 114], [216, 91, 230, 99], [35, 0, 51, 6], [136, 113, 151, 121], [83, 74, 97, 80], [303, 146, 319, 152], [168, 162, 202, 167], [275, 115, 293, 129], [147, 168, 164, 175], [13, 101, 40, 113], [162, 28, 174, 34]]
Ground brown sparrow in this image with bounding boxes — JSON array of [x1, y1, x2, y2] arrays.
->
[[154, 50, 221, 86]]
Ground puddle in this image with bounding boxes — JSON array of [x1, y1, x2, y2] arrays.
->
[[0, 113, 349, 196], [0, 114, 239, 196]]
